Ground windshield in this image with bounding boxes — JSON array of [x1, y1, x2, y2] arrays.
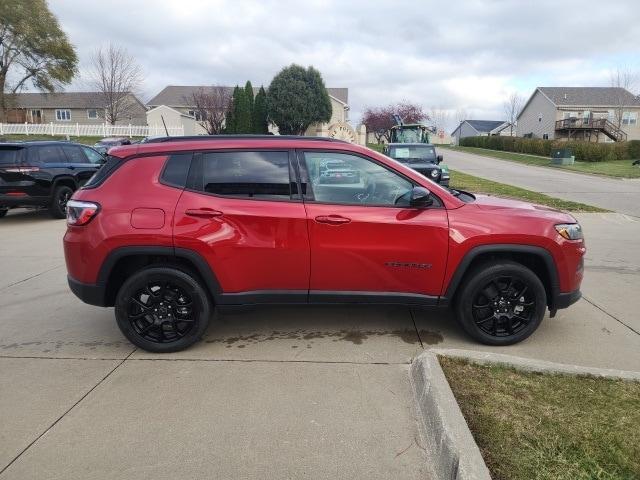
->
[[389, 145, 436, 162]]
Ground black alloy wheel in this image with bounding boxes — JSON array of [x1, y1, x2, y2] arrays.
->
[[471, 275, 535, 337], [455, 261, 546, 345], [115, 267, 211, 352]]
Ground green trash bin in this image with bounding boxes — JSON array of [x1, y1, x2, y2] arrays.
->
[[551, 148, 575, 165]]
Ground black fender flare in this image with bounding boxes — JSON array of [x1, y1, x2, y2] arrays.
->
[[97, 246, 223, 300], [440, 244, 560, 308], [51, 175, 78, 194]]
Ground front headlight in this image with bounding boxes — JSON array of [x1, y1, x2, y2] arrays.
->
[[430, 169, 439, 178], [555, 223, 583, 240]]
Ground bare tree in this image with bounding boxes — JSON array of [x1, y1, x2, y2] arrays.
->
[[429, 106, 451, 134], [503, 92, 523, 135], [454, 108, 468, 126], [609, 67, 638, 129], [88, 44, 143, 125], [186, 87, 232, 135]]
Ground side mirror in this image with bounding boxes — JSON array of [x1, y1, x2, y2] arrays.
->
[[410, 186, 433, 208], [436, 154, 443, 164]]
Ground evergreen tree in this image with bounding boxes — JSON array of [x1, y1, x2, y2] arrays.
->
[[244, 81, 254, 132], [253, 86, 269, 134], [267, 64, 332, 135], [224, 85, 242, 133]]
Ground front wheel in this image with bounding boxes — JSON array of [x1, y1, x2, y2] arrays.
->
[[455, 261, 546, 345], [115, 267, 212, 352]]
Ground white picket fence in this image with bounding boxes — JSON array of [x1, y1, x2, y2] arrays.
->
[[0, 122, 184, 138]]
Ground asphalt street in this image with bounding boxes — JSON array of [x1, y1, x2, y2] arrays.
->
[[438, 147, 640, 217], [0, 207, 638, 479]]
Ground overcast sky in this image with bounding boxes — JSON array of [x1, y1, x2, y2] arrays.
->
[[49, 0, 640, 129]]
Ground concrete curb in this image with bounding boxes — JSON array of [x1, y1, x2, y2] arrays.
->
[[410, 351, 491, 480], [430, 348, 640, 381]]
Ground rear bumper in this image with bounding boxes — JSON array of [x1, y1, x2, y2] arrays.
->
[[0, 194, 49, 207], [68, 275, 107, 307], [554, 289, 582, 309]]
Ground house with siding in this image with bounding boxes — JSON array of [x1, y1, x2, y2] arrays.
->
[[146, 85, 351, 136], [4, 92, 147, 126], [516, 87, 640, 142], [451, 119, 512, 145]]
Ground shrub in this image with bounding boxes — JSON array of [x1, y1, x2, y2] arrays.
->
[[628, 140, 640, 160], [459, 136, 635, 162]]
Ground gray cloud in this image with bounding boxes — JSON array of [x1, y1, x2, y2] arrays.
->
[[49, 0, 640, 129]]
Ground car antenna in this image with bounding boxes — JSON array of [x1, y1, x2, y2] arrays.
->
[[161, 115, 170, 136]]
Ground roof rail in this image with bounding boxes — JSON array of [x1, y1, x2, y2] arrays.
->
[[144, 135, 350, 144]]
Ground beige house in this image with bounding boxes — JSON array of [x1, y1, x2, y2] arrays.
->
[[517, 87, 640, 142], [5, 92, 147, 126], [146, 85, 362, 142]]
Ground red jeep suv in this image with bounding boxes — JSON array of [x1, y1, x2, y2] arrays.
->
[[63, 136, 585, 352]]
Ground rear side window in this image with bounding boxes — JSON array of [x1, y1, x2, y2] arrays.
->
[[33, 145, 64, 164], [83, 155, 122, 188], [197, 151, 293, 200], [161, 153, 192, 188], [0, 147, 23, 166]]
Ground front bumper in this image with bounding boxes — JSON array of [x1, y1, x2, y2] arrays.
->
[[68, 275, 107, 307], [554, 289, 582, 309]]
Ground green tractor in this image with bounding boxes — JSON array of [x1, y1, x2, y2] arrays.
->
[[389, 123, 433, 144], [388, 114, 435, 144]]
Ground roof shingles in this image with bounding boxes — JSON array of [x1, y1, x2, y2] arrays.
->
[[147, 85, 348, 107], [538, 87, 640, 107]]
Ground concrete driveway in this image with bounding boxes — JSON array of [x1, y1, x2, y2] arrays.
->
[[1, 208, 639, 479], [438, 147, 640, 217]]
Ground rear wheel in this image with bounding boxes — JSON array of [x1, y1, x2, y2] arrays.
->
[[455, 261, 546, 345], [115, 267, 212, 352], [49, 185, 74, 218]]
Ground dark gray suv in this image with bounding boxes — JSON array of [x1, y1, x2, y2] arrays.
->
[[384, 143, 449, 186]]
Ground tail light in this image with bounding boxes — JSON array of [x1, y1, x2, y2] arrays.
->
[[5, 166, 40, 173], [67, 200, 100, 226]]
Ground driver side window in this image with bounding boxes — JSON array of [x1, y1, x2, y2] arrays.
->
[[302, 151, 413, 207]]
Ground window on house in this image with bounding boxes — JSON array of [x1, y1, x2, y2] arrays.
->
[[622, 111, 638, 126], [542, 133, 549, 140], [30, 109, 42, 123], [582, 111, 590, 125], [188, 110, 205, 122], [55, 109, 71, 121], [87, 109, 98, 120]]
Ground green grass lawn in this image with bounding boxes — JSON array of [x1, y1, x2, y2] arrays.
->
[[442, 145, 640, 179], [449, 170, 607, 212], [440, 356, 640, 480], [0, 134, 143, 144]]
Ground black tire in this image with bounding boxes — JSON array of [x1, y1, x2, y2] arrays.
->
[[49, 185, 74, 219], [115, 267, 212, 352], [454, 261, 546, 346], [0, 208, 8, 218]]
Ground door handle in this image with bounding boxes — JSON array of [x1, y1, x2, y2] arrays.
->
[[185, 208, 223, 219], [314, 215, 351, 225]]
